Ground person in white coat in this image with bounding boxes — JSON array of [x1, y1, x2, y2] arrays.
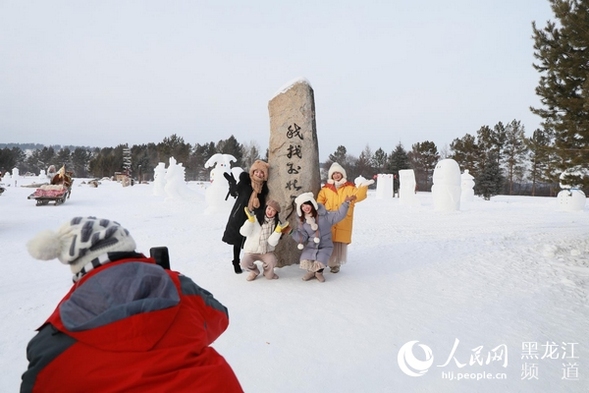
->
[[239, 200, 288, 281]]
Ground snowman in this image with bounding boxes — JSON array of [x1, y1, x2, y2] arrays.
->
[[204, 153, 242, 214]]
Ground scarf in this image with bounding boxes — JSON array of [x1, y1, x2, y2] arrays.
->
[[333, 178, 348, 188], [258, 216, 275, 254], [72, 251, 143, 283], [248, 177, 265, 211], [305, 214, 318, 231]]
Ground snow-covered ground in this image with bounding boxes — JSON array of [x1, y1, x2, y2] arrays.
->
[[1, 176, 587, 392]]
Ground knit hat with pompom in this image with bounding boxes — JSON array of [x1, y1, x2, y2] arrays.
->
[[27, 217, 136, 274]]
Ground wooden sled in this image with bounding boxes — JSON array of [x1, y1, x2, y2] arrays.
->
[[28, 184, 72, 206]]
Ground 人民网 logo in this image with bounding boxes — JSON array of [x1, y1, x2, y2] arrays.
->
[[397, 340, 434, 377]]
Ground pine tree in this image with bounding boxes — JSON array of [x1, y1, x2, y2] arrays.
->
[[0, 147, 25, 174], [531, 0, 589, 190], [129, 144, 153, 182], [241, 141, 261, 170], [216, 135, 243, 167], [71, 147, 92, 178], [353, 145, 374, 180], [372, 148, 388, 174], [408, 141, 439, 191], [88, 146, 125, 178], [55, 148, 72, 171], [502, 120, 529, 194], [449, 134, 479, 177], [477, 124, 506, 164], [526, 129, 558, 195], [476, 152, 505, 200], [386, 143, 411, 193], [327, 145, 348, 167], [158, 134, 191, 167], [473, 124, 507, 195]]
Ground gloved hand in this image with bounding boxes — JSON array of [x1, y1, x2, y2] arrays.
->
[[244, 207, 255, 222], [361, 179, 375, 187], [344, 195, 357, 203], [275, 221, 290, 233], [224, 172, 237, 198], [354, 175, 375, 188]]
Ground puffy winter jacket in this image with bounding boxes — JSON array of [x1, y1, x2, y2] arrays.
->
[[21, 257, 243, 393], [239, 217, 281, 254], [317, 182, 368, 244], [291, 202, 349, 264]]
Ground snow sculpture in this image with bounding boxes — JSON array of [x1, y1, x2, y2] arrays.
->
[[557, 168, 586, 211], [204, 153, 236, 182], [11, 168, 20, 187], [153, 162, 167, 197], [399, 169, 419, 205], [38, 170, 49, 184], [461, 170, 475, 203], [375, 174, 394, 199], [164, 157, 193, 199], [557, 189, 586, 211], [2, 171, 11, 185], [431, 159, 461, 211], [203, 153, 240, 214]]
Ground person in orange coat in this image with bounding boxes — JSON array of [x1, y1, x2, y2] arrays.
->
[[317, 162, 374, 273]]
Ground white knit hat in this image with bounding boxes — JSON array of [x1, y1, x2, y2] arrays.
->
[[328, 162, 347, 181], [27, 216, 136, 274], [294, 192, 318, 217]]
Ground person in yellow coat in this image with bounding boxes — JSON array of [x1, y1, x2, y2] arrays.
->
[[317, 162, 374, 273]]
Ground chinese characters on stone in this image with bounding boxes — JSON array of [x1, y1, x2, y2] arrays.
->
[[284, 123, 304, 201]]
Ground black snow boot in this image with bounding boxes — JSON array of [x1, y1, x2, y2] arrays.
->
[[232, 260, 243, 274]]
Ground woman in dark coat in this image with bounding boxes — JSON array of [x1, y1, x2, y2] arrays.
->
[[223, 160, 269, 273]]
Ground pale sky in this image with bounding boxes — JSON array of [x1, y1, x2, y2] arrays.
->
[[0, 0, 554, 159]]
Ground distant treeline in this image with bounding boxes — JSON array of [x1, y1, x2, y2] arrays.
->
[[0, 120, 568, 198]]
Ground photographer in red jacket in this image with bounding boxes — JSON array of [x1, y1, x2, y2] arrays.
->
[[23, 216, 243, 393]]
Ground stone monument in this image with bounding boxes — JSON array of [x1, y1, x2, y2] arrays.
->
[[267, 78, 321, 267]]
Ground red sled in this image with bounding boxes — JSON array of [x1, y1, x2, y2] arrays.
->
[[28, 184, 72, 206]]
